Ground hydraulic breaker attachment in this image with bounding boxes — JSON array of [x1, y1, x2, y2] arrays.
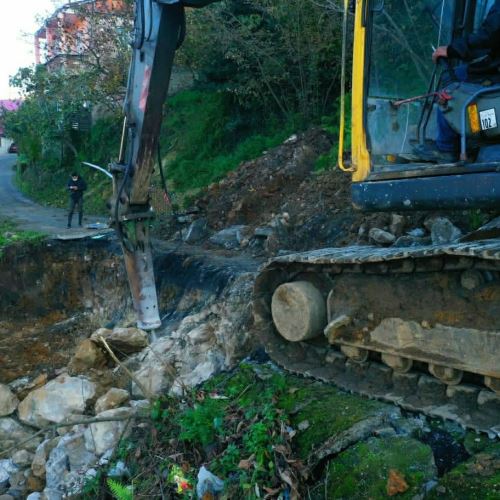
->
[[113, 0, 222, 329], [112, 1, 183, 330], [120, 215, 160, 330], [113, 0, 221, 330]]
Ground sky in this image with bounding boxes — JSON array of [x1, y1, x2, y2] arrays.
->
[[0, 0, 65, 99]]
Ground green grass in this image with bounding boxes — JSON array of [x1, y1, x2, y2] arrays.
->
[[0, 220, 45, 258], [160, 89, 294, 193]]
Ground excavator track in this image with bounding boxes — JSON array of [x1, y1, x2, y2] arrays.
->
[[253, 240, 500, 436]]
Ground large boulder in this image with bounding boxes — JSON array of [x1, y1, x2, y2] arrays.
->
[[17, 375, 96, 429], [90, 327, 148, 355], [0, 385, 18, 417]]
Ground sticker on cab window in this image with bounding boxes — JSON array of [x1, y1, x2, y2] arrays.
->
[[479, 108, 497, 130]]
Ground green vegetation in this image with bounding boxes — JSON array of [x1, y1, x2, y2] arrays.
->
[[160, 90, 294, 193], [81, 364, 295, 498], [0, 220, 44, 258], [81, 363, 441, 499], [3, 1, 348, 212], [427, 441, 500, 500], [107, 478, 134, 500]]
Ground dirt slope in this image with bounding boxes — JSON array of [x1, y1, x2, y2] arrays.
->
[[178, 128, 489, 255]]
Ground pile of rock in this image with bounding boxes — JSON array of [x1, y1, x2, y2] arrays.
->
[[0, 272, 254, 499], [360, 215, 464, 248], [0, 327, 148, 500]]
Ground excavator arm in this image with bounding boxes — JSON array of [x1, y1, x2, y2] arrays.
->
[[112, 0, 220, 330]]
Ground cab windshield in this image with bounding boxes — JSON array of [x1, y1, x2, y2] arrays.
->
[[366, 0, 455, 161], [366, 0, 496, 162]]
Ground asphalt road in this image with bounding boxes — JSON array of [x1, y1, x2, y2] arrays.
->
[[0, 154, 109, 238]]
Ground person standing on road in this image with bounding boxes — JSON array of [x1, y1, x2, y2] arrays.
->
[[67, 172, 87, 228]]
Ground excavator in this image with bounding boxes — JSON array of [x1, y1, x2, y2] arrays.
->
[[113, 0, 500, 434]]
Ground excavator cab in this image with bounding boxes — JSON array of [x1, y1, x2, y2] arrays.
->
[[343, 0, 500, 210]]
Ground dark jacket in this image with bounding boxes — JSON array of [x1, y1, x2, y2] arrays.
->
[[448, 1, 500, 74], [67, 177, 87, 200]]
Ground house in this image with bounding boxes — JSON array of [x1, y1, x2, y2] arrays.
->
[[0, 100, 21, 153], [34, 0, 126, 71]]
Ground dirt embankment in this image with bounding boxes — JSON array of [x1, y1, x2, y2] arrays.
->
[[163, 128, 490, 256]]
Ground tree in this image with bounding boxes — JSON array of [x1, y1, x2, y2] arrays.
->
[[6, 1, 133, 168], [178, 0, 346, 120]]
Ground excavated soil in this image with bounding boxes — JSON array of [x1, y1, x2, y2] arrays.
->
[[163, 128, 492, 254]]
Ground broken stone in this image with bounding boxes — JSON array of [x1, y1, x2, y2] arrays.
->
[[170, 354, 225, 396], [59, 433, 96, 471], [183, 218, 208, 244], [407, 227, 426, 237], [10, 451, 33, 468], [18, 375, 96, 429], [67, 339, 107, 374], [94, 388, 129, 414], [425, 217, 462, 245], [0, 461, 18, 492], [45, 446, 69, 491], [84, 407, 133, 456], [26, 494, 42, 500], [209, 225, 249, 249], [0, 418, 41, 453], [254, 226, 274, 238], [129, 400, 150, 413], [24, 471, 44, 493], [389, 214, 406, 237], [369, 228, 396, 245], [0, 385, 18, 417], [13, 374, 49, 402], [132, 361, 171, 399], [394, 235, 432, 247], [31, 438, 61, 479]]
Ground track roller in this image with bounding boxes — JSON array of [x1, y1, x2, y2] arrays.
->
[[484, 376, 500, 394], [381, 353, 413, 373], [341, 345, 369, 363], [429, 364, 463, 385]]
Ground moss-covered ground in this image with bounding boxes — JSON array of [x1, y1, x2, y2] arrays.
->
[[79, 362, 500, 500], [324, 436, 436, 499]]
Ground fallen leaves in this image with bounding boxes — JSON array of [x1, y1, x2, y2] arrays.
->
[[238, 454, 255, 470], [386, 469, 409, 496]]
